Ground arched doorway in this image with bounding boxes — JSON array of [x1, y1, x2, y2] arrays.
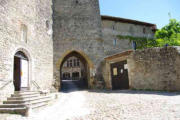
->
[[13, 51, 29, 91], [60, 51, 89, 91]]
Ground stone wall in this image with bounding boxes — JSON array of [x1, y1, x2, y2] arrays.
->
[[102, 18, 155, 56], [53, 0, 105, 89], [0, 0, 53, 101], [128, 47, 180, 91]]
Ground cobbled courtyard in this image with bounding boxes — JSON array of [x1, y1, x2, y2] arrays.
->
[[0, 90, 180, 120]]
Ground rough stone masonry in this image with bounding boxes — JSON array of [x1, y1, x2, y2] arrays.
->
[[128, 46, 180, 91], [0, 0, 157, 102], [0, 0, 53, 102]]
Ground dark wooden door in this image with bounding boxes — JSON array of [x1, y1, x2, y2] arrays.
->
[[111, 60, 129, 90], [14, 57, 21, 91], [14, 56, 29, 91]]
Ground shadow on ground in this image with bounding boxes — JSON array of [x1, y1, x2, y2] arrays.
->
[[60, 80, 88, 93], [59, 80, 180, 96], [87, 89, 180, 96]]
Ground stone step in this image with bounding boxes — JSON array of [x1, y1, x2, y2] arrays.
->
[[0, 107, 27, 116], [11, 93, 40, 97], [0, 104, 26, 108], [28, 97, 51, 105], [4, 96, 51, 104], [14, 91, 37, 93], [7, 95, 44, 101], [31, 102, 48, 109], [0, 90, 53, 116], [14, 91, 40, 95], [0, 102, 48, 108]]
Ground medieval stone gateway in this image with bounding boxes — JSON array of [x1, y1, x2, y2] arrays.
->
[[2, 0, 180, 117], [58, 51, 93, 91]]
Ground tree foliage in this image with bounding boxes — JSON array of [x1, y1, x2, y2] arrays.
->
[[117, 18, 180, 49], [155, 19, 180, 46]]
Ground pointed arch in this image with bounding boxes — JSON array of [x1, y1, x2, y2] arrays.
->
[[56, 50, 94, 90], [56, 50, 94, 70]]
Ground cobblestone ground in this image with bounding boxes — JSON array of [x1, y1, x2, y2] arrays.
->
[[0, 90, 180, 120]]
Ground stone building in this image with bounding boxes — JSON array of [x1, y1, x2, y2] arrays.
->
[[0, 0, 53, 102], [101, 16, 156, 55], [52, 0, 156, 90], [61, 56, 85, 80], [0, 0, 157, 102]]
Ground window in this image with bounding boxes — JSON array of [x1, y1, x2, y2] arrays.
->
[[113, 39, 117, 46], [143, 28, 146, 34], [72, 72, 80, 78], [74, 59, 77, 67], [132, 41, 137, 50], [63, 72, 70, 79], [46, 20, 50, 29], [67, 60, 70, 67], [70, 60, 72, 67], [77, 59, 80, 67], [21, 24, 27, 43]]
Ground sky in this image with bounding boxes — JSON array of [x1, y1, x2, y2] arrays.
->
[[99, 0, 180, 29]]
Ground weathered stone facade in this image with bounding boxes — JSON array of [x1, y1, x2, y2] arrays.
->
[[0, 0, 53, 102], [101, 16, 156, 56], [53, 0, 105, 89], [128, 47, 180, 91], [0, 0, 161, 100]]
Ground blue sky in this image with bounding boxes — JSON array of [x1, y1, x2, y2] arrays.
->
[[99, 0, 180, 29]]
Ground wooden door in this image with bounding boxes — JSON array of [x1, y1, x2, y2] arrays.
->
[[14, 52, 29, 91], [14, 57, 21, 91], [111, 60, 129, 90]]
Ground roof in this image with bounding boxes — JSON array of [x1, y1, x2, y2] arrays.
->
[[101, 15, 157, 28], [104, 50, 133, 61]]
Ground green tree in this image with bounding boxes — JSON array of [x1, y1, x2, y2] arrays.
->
[[155, 19, 180, 46]]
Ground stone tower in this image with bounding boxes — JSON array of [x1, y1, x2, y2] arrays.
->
[[53, 0, 105, 89]]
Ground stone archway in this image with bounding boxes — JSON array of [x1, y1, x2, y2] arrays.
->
[[56, 50, 94, 91]]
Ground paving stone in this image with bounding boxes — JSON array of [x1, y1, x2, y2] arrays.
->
[[0, 90, 180, 120]]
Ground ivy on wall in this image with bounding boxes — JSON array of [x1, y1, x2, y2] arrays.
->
[[117, 35, 157, 49]]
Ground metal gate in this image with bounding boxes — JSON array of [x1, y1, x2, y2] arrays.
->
[[110, 60, 129, 90]]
